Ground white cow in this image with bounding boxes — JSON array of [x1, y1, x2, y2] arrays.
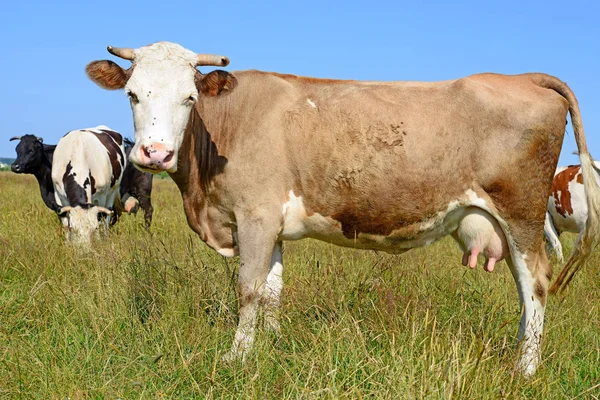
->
[[52, 126, 126, 244]]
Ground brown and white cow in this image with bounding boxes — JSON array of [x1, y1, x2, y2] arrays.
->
[[545, 162, 600, 262], [86, 41, 600, 375]]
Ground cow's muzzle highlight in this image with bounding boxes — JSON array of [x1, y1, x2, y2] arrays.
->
[[133, 142, 176, 172]]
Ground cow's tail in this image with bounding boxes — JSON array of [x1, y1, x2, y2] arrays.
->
[[531, 74, 600, 294]]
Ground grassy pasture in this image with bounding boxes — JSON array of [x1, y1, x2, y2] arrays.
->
[[0, 171, 599, 399]]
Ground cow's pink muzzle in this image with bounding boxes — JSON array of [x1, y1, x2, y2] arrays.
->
[[137, 142, 175, 171]]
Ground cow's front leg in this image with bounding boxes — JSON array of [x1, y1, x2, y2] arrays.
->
[[103, 212, 112, 232], [139, 195, 154, 231], [59, 215, 70, 240], [226, 216, 281, 361]]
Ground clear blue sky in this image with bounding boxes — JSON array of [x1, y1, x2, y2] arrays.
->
[[1, 0, 598, 166]]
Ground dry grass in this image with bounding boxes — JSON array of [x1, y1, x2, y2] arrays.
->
[[0, 171, 599, 398]]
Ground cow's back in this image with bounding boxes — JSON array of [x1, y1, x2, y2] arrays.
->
[[218, 72, 568, 197], [52, 127, 125, 207]]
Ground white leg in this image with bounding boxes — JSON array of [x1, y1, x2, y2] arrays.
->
[[264, 242, 284, 332], [544, 212, 563, 263], [507, 250, 546, 376], [60, 216, 70, 241]]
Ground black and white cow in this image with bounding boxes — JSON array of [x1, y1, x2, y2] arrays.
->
[[11, 132, 154, 231], [10, 135, 58, 211], [52, 126, 126, 244]]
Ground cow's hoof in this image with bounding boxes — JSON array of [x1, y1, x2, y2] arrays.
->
[[264, 316, 281, 334]]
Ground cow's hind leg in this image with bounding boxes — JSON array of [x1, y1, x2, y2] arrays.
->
[[506, 242, 550, 376], [544, 212, 563, 263]]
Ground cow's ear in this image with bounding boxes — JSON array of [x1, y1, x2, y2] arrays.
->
[[195, 70, 238, 97], [86, 60, 131, 90]]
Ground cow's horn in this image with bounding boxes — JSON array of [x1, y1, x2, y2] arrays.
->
[[9, 136, 21, 141], [59, 206, 73, 214], [97, 206, 113, 215], [107, 46, 135, 61], [36, 137, 43, 142], [196, 54, 230, 67]]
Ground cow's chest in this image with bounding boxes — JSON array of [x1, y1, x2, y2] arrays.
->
[[182, 200, 238, 257]]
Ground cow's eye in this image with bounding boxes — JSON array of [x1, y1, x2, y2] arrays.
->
[[186, 95, 197, 104]]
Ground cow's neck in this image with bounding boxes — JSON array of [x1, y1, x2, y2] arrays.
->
[[43, 145, 55, 164], [34, 150, 57, 211], [169, 106, 227, 230]]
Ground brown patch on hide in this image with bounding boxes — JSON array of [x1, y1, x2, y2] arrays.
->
[[483, 125, 563, 253], [196, 70, 238, 96], [551, 165, 582, 217], [89, 171, 96, 194], [484, 178, 518, 204], [62, 162, 88, 206], [331, 205, 428, 239], [87, 130, 124, 187], [535, 280, 546, 306], [86, 60, 132, 90], [172, 108, 228, 193], [333, 167, 362, 188], [363, 123, 406, 152], [168, 106, 231, 247], [100, 128, 123, 146]]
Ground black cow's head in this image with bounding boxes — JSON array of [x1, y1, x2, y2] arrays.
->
[[10, 135, 45, 173]]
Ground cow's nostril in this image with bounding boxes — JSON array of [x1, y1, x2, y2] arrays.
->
[[142, 146, 152, 159], [163, 151, 174, 163]]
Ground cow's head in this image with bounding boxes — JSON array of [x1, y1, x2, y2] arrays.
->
[[58, 205, 113, 245], [86, 41, 234, 173], [10, 135, 45, 173]]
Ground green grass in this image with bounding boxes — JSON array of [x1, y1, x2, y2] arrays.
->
[[0, 171, 599, 398]]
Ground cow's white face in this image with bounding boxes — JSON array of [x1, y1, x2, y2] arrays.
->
[[63, 206, 102, 245], [125, 43, 199, 173], [87, 41, 231, 174]]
